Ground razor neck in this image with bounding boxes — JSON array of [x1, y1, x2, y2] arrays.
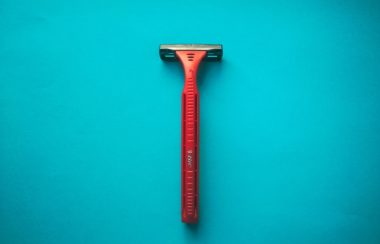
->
[[176, 51, 206, 91]]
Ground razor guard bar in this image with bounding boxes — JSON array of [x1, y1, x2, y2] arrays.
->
[[160, 44, 223, 61]]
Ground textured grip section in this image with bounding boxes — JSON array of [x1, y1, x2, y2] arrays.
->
[[177, 50, 206, 224], [182, 92, 199, 221]]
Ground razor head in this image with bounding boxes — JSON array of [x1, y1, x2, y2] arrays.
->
[[160, 44, 223, 62]]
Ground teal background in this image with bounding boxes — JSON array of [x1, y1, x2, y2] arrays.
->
[[1, 0, 380, 243]]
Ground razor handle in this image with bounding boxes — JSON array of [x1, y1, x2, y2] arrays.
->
[[177, 50, 206, 223]]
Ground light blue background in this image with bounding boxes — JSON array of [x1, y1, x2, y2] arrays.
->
[[1, 0, 380, 243]]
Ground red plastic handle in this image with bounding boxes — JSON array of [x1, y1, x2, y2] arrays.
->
[[176, 50, 206, 223]]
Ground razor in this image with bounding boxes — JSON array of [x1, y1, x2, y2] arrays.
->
[[159, 44, 223, 223]]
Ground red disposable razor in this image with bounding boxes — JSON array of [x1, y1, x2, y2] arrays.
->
[[159, 44, 223, 223]]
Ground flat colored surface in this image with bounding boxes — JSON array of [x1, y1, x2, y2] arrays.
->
[[1, 1, 380, 243]]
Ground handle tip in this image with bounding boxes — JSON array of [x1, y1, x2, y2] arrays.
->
[[182, 212, 198, 224]]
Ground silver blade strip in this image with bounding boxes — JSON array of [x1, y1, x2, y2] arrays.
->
[[160, 44, 222, 51]]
